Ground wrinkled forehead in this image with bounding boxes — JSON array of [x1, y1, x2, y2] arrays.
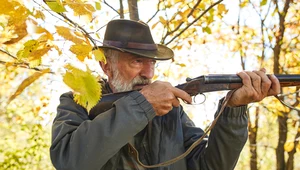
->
[[118, 52, 156, 62]]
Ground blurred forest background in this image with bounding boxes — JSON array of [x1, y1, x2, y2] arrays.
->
[[0, 0, 300, 169]]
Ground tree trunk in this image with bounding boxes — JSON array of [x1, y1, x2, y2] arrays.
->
[[273, 1, 290, 169], [286, 124, 300, 170], [119, 0, 124, 18], [127, 0, 139, 21], [249, 107, 259, 170], [276, 115, 288, 170]]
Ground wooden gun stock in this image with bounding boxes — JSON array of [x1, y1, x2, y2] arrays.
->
[[89, 74, 300, 119]]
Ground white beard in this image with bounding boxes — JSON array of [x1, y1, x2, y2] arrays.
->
[[110, 68, 151, 92]]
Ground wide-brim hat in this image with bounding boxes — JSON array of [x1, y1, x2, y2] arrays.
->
[[95, 19, 174, 60]]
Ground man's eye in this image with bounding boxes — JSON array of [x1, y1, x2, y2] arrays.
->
[[151, 60, 156, 64], [133, 59, 143, 63]]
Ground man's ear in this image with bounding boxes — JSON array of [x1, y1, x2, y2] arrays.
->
[[99, 61, 113, 78]]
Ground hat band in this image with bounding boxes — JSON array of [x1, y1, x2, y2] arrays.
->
[[104, 40, 157, 50]]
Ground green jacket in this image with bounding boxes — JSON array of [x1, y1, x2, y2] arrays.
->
[[50, 84, 248, 170]]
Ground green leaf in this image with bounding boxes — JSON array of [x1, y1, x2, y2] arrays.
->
[[95, 2, 101, 10], [63, 65, 101, 111], [260, 0, 267, 6], [203, 27, 212, 34], [46, 0, 66, 13]]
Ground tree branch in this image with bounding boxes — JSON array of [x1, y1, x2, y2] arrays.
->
[[146, 0, 162, 23], [0, 60, 54, 73], [164, 0, 223, 45], [161, 0, 202, 43], [103, 0, 120, 16], [0, 48, 17, 60]]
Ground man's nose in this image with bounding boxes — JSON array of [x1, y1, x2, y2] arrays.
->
[[140, 61, 155, 79]]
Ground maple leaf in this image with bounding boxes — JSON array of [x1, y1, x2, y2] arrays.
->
[[63, 64, 101, 111]]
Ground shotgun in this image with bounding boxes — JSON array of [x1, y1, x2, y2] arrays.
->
[[89, 74, 300, 119]]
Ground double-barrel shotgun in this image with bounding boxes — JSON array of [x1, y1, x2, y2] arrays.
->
[[89, 74, 300, 119]]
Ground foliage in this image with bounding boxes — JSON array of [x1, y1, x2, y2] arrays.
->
[[0, 0, 300, 169], [0, 66, 54, 170]]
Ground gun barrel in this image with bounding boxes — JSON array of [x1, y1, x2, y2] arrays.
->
[[204, 74, 300, 84]]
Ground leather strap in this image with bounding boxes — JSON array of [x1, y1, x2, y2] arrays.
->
[[128, 90, 236, 168], [104, 40, 157, 50]]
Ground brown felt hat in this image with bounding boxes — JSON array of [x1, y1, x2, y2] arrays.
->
[[95, 19, 174, 60]]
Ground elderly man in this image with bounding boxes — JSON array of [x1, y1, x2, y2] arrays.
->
[[50, 19, 280, 170]]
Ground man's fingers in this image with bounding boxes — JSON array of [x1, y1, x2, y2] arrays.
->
[[172, 98, 180, 107], [172, 87, 192, 104], [268, 74, 281, 96], [237, 71, 251, 87], [253, 70, 271, 97]]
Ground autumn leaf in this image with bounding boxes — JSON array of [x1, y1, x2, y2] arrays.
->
[[44, 0, 66, 13], [70, 44, 93, 61], [8, 69, 51, 104], [92, 49, 106, 63], [95, 2, 101, 10], [217, 4, 227, 14], [65, 0, 95, 20], [284, 142, 294, 152], [55, 26, 85, 44], [16, 37, 53, 66], [202, 27, 212, 34], [63, 64, 101, 111], [0, 0, 29, 44], [159, 16, 167, 25], [260, 0, 267, 6]]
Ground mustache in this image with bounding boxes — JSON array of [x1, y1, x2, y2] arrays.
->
[[132, 76, 151, 86]]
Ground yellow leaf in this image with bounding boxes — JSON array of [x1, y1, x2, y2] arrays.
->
[[95, 2, 101, 10], [17, 40, 39, 60], [3, 21, 28, 44], [45, 0, 66, 13], [181, 9, 191, 19], [198, 3, 206, 10], [8, 69, 51, 104], [70, 44, 93, 61], [29, 59, 42, 68], [56, 26, 85, 44], [151, 21, 159, 29], [284, 142, 294, 152], [63, 64, 101, 111], [159, 16, 167, 25], [34, 26, 54, 40], [92, 49, 106, 63], [66, 0, 95, 19], [28, 47, 52, 61], [33, 10, 46, 20], [217, 4, 226, 14]]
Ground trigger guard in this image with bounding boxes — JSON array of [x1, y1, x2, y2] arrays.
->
[[192, 93, 206, 105]]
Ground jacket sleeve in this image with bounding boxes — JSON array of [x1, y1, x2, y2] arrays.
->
[[184, 98, 248, 170], [50, 91, 156, 170]]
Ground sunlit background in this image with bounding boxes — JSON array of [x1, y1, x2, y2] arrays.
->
[[1, 0, 300, 169]]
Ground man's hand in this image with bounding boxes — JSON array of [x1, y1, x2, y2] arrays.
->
[[140, 81, 192, 116], [227, 68, 281, 107]]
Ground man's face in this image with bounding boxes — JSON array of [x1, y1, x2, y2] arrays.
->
[[109, 52, 156, 92]]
